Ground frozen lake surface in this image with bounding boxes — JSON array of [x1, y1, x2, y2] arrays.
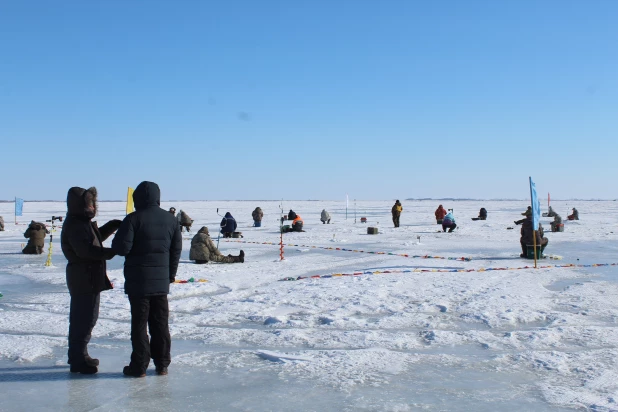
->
[[0, 200, 617, 411]]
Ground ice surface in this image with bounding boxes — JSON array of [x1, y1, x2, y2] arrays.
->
[[0, 200, 617, 411]]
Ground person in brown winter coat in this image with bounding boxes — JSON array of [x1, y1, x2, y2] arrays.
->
[[252, 207, 263, 227], [391, 200, 403, 228], [189, 227, 244, 263], [519, 216, 548, 258], [22, 221, 49, 254], [61, 186, 122, 374], [0, 216, 5, 231], [435, 205, 447, 224], [177, 210, 194, 232]]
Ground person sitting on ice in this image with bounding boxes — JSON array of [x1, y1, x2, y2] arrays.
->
[[189, 227, 244, 264], [567, 207, 579, 221], [320, 209, 331, 224], [168, 207, 176, 216], [252, 207, 263, 227], [284, 214, 304, 232], [442, 212, 457, 233], [22, 220, 49, 254], [550, 214, 563, 232], [0, 216, 4, 231], [478, 208, 488, 220], [515, 207, 532, 225], [546, 205, 556, 217], [177, 209, 194, 232], [520, 215, 548, 258], [435, 205, 447, 224], [220, 212, 237, 238]]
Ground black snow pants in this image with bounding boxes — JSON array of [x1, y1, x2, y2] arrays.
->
[[68, 293, 100, 365], [392, 214, 400, 228], [128, 295, 171, 373]]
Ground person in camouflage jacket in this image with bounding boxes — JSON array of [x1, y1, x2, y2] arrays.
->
[[189, 227, 244, 263]]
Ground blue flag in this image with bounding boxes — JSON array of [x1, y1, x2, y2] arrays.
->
[[529, 177, 541, 230], [15, 197, 24, 217]]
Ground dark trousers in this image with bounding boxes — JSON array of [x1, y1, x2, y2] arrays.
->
[[442, 223, 457, 232], [68, 293, 100, 364], [392, 215, 400, 228], [128, 295, 171, 373], [254, 221, 261, 227]]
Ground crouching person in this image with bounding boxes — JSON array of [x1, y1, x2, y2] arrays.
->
[[190, 227, 244, 263], [112, 182, 182, 378], [320, 209, 331, 224], [22, 221, 49, 254], [220, 212, 237, 238], [61, 187, 121, 374], [177, 210, 194, 232], [442, 212, 457, 232]]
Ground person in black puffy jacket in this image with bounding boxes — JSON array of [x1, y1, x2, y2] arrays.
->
[[61, 186, 121, 374], [112, 181, 182, 377]]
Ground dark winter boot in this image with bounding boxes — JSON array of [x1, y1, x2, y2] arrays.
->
[[123, 366, 146, 378], [238, 250, 245, 263], [85, 355, 99, 367], [156, 366, 168, 376]]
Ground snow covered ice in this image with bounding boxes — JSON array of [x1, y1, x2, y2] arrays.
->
[[1, 200, 617, 411]]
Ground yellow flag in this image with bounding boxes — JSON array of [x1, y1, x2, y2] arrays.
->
[[126, 187, 135, 215]]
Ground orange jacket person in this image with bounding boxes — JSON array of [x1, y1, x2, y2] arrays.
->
[[292, 215, 304, 232]]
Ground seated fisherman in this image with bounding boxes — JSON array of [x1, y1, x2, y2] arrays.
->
[[519, 215, 548, 258], [189, 227, 244, 263], [515, 207, 532, 225], [550, 214, 563, 232]]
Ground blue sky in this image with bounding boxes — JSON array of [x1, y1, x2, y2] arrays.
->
[[1, 1, 616, 200]]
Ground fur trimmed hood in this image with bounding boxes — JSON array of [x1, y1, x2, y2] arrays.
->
[[66, 186, 98, 219]]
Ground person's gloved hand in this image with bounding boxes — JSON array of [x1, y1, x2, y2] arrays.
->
[[170, 278, 175, 284], [106, 219, 123, 231]]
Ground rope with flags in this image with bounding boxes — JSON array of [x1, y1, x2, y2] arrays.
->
[[279, 262, 618, 282], [222, 239, 472, 262]]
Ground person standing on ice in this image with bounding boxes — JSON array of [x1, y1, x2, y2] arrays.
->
[[435, 205, 447, 224], [0, 216, 4, 231], [61, 186, 122, 374], [112, 181, 182, 378], [22, 220, 49, 254], [391, 200, 402, 227], [252, 207, 263, 227], [190, 227, 244, 263], [320, 209, 331, 224], [442, 211, 457, 232]]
